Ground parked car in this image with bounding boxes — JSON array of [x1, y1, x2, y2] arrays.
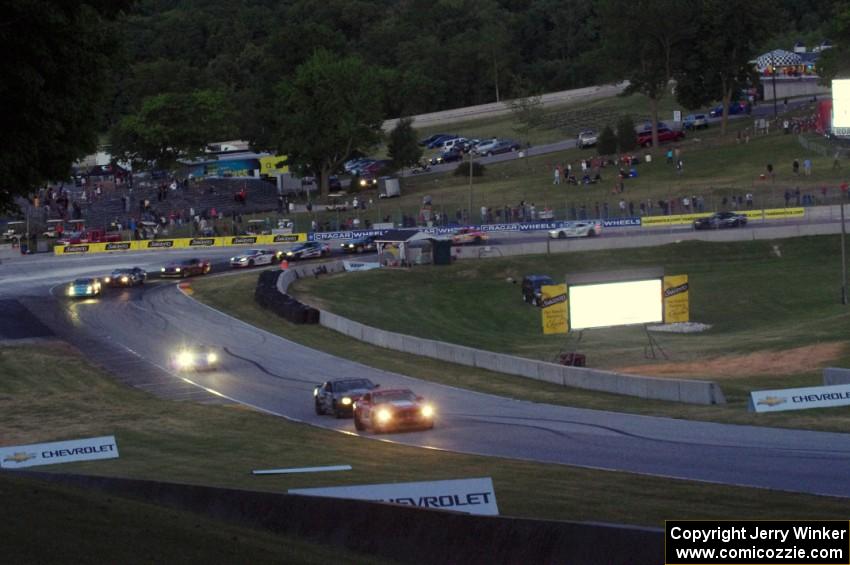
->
[[353, 388, 435, 433], [483, 139, 520, 156], [170, 345, 220, 372], [437, 137, 467, 151], [459, 138, 480, 152], [636, 127, 684, 147], [103, 267, 147, 287], [419, 133, 452, 146], [683, 114, 709, 130], [230, 249, 281, 268], [430, 149, 464, 166], [161, 258, 211, 278], [451, 227, 488, 245], [340, 235, 379, 253], [314, 378, 379, 418], [67, 277, 102, 298], [426, 134, 458, 149], [693, 211, 748, 230], [282, 241, 331, 261], [521, 274, 554, 306], [548, 220, 602, 239], [471, 138, 499, 155], [709, 101, 749, 118], [577, 129, 598, 149]]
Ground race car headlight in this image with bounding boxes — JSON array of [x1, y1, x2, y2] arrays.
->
[[341, 397, 352, 406], [104, 277, 111, 283], [120, 276, 128, 283], [206, 352, 218, 364], [176, 351, 194, 368], [421, 404, 434, 418], [85, 285, 92, 294], [161, 268, 166, 272], [376, 408, 392, 424], [67, 286, 75, 296], [286, 251, 294, 256], [359, 179, 367, 187], [175, 267, 181, 272]]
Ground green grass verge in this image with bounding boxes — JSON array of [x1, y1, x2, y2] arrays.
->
[[0, 472, 391, 565], [190, 258, 850, 432], [3, 343, 850, 530]]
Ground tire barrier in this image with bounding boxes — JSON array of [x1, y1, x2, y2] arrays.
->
[[254, 270, 319, 324]]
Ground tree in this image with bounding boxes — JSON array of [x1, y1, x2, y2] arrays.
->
[[616, 115, 638, 153], [509, 93, 545, 147], [109, 90, 236, 170], [597, 125, 617, 156], [817, 1, 850, 82], [0, 0, 131, 212], [674, 0, 774, 135], [387, 118, 423, 171], [599, 0, 699, 148], [271, 50, 384, 199]]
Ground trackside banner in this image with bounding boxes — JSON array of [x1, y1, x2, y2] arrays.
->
[[308, 219, 643, 241], [641, 207, 805, 227], [342, 261, 381, 272], [0, 435, 119, 469], [55, 234, 307, 255], [289, 477, 499, 516], [750, 383, 850, 413], [541, 283, 568, 334]]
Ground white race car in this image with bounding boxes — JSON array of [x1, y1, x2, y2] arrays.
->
[[230, 248, 281, 268], [548, 221, 602, 239]]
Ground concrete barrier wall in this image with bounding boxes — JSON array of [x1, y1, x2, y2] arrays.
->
[[824, 367, 850, 386], [278, 261, 726, 405], [21, 472, 664, 565]]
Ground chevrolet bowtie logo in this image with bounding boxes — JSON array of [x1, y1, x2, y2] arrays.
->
[[757, 396, 787, 407], [3, 452, 36, 463]]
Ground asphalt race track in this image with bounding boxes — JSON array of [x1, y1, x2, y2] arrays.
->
[[4, 220, 850, 499]]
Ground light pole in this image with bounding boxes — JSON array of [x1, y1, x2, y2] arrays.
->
[[842, 202, 848, 305], [468, 151, 474, 223]]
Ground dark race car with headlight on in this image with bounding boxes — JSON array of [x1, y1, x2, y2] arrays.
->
[[103, 267, 147, 287], [353, 388, 435, 433], [67, 277, 102, 298], [693, 211, 748, 230], [283, 241, 330, 261], [161, 258, 211, 278], [230, 248, 281, 268], [170, 345, 220, 371], [340, 235, 379, 254], [314, 378, 379, 418]]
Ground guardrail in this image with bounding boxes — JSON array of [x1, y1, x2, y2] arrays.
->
[[54, 233, 306, 255]]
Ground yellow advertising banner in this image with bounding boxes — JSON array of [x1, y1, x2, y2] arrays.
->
[[54, 233, 307, 255], [259, 155, 289, 175], [663, 275, 689, 323], [641, 207, 805, 227], [541, 283, 568, 335]]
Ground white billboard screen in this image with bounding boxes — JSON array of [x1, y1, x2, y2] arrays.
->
[[569, 279, 662, 330], [834, 79, 850, 129]]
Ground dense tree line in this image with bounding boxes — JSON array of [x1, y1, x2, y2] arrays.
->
[[1, 0, 842, 209]]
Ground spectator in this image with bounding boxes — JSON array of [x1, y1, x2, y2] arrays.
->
[[803, 158, 812, 176]]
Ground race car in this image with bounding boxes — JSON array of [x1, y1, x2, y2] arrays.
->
[[67, 277, 102, 298], [353, 388, 435, 433], [314, 378, 380, 418], [230, 249, 281, 268], [339, 235, 379, 254], [548, 220, 602, 239], [103, 267, 147, 287], [451, 227, 488, 245], [161, 258, 211, 278], [693, 211, 748, 230], [282, 241, 331, 261], [169, 345, 220, 371]]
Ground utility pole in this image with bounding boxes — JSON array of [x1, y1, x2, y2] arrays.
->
[[771, 51, 778, 118], [468, 152, 474, 221], [842, 202, 848, 305]]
